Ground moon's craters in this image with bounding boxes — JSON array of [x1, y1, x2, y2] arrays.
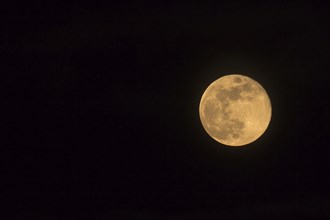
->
[[203, 86, 246, 142], [234, 77, 242, 83], [199, 74, 271, 146], [214, 118, 245, 141], [203, 100, 219, 122], [242, 82, 252, 92], [228, 87, 242, 100]]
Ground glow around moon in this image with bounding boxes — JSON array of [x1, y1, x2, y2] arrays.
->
[[199, 74, 271, 146]]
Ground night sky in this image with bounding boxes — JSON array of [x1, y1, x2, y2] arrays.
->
[[4, 1, 330, 219]]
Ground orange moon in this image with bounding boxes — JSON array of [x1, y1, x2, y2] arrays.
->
[[199, 74, 271, 146]]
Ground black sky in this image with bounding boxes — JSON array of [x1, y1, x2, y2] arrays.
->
[[3, 1, 330, 219]]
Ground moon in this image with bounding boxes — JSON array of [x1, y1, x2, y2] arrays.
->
[[199, 74, 271, 146]]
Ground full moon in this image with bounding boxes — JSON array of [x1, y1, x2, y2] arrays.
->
[[199, 74, 271, 146]]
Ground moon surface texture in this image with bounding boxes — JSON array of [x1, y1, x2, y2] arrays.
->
[[199, 74, 271, 146]]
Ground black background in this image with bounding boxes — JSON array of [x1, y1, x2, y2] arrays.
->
[[3, 1, 330, 219]]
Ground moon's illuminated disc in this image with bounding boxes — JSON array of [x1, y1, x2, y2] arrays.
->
[[199, 74, 271, 146]]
